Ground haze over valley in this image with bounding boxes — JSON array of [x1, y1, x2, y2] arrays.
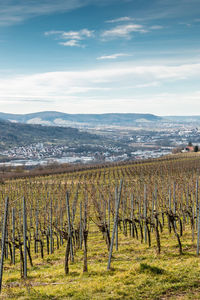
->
[[0, 111, 200, 166]]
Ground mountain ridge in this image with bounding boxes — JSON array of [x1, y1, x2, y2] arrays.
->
[[0, 111, 162, 126], [0, 111, 200, 128]]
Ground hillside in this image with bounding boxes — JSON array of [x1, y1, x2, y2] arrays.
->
[[0, 119, 102, 150], [164, 115, 200, 122], [1, 155, 200, 299], [2, 111, 200, 128], [0, 111, 162, 126]]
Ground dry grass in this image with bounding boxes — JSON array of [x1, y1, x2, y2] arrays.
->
[[1, 222, 200, 299]]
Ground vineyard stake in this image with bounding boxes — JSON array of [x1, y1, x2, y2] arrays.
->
[[144, 184, 147, 244], [0, 197, 9, 293], [197, 199, 200, 255], [80, 201, 82, 249], [66, 192, 74, 262], [173, 182, 176, 230], [23, 197, 27, 278], [50, 197, 53, 254], [115, 186, 119, 251], [196, 179, 199, 230], [35, 198, 39, 253], [107, 180, 123, 271], [12, 207, 15, 265], [108, 196, 111, 235], [83, 198, 88, 272], [131, 194, 134, 237]]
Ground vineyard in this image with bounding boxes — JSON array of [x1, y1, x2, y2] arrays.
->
[[1, 154, 200, 299]]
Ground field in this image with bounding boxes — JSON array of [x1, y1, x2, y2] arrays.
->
[[1, 154, 200, 299]]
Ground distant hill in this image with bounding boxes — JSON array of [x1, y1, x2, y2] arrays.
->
[[0, 111, 162, 127], [0, 119, 101, 150], [1, 111, 199, 129], [163, 116, 200, 123]]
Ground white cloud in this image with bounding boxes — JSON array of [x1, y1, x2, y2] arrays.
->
[[1, 0, 198, 27], [45, 28, 94, 47], [44, 30, 63, 36], [150, 25, 163, 30], [0, 0, 87, 26], [106, 16, 133, 23], [0, 62, 200, 104], [59, 40, 82, 47], [76, 92, 200, 115], [135, 81, 160, 88], [128, 0, 200, 22], [2, 92, 200, 115], [0, 0, 118, 26], [97, 53, 131, 60], [62, 29, 94, 40], [101, 24, 148, 39]]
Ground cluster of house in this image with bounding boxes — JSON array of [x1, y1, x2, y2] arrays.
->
[[181, 145, 199, 153]]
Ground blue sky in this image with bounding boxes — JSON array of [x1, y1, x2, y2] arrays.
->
[[0, 0, 200, 115]]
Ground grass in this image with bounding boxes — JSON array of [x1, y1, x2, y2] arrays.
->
[[1, 154, 200, 299], [1, 223, 200, 299]]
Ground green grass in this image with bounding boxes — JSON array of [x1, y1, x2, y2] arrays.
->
[[1, 224, 200, 300]]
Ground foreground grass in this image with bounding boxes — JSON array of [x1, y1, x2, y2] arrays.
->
[[1, 223, 200, 300]]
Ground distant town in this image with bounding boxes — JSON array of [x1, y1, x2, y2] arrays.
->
[[0, 122, 199, 167]]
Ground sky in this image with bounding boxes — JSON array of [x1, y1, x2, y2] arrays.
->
[[0, 0, 200, 115]]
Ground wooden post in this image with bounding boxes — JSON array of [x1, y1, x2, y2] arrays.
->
[[12, 208, 15, 265], [107, 180, 123, 271], [173, 182, 176, 230], [192, 193, 195, 243], [131, 194, 134, 237], [23, 197, 27, 278], [66, 192, 74, 262], [60, 210, 63, 246], [79, 202, 82, 249], [83, 198, 88, 272], [169, 187, 171, 211], [197, 199, 200, 255], [186, 186, 189, 224], [0, 197, 9, 293], [196, 179, 199, 230], [115, 187, 119, 251], [144, 185, 147, 243], [154, 185, 157, 214], [108, 197, 111, 235], [50, 197, 53, 254], [35, 199, 39, 253]]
